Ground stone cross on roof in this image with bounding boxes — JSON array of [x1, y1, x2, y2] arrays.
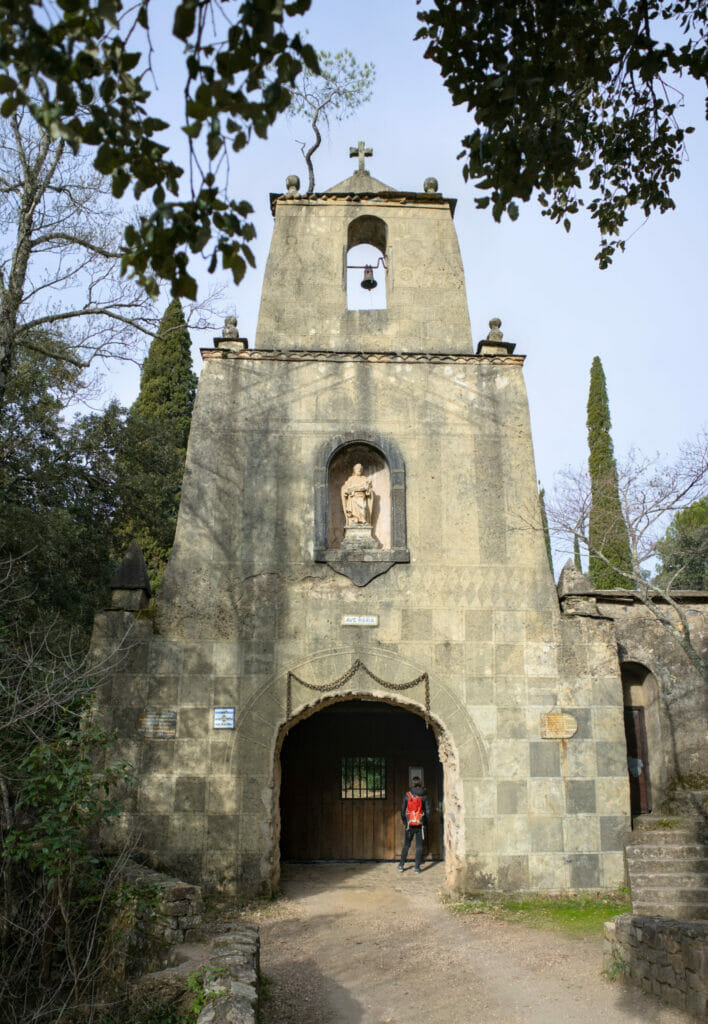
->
[[349, 140, 373, 173]]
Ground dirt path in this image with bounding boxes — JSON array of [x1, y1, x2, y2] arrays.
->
[[243, 862, 694, 1024]]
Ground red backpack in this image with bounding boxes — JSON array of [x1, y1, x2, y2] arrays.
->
[[406, 791, 424, 827]]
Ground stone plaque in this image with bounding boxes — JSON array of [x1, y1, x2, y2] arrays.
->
[[138, 710, 177, 739], [213, 707, 235, 729], [540, 712, 578, 739], [341, 614, 379, 627]]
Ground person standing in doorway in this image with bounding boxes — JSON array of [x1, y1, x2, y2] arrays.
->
[[398, 776, 430, 873]]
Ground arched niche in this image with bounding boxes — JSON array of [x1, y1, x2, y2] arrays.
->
[[314, 433, 409, 586], [328, 443, 391, 549], [345, 215, 388, 311]]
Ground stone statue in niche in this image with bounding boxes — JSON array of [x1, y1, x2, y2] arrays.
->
[[340, 463, 377, 548]]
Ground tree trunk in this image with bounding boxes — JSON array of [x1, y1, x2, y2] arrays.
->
[[304, 116, 322, 194]]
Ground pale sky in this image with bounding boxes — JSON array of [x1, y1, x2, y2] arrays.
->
[[107, 0, 707, 572]]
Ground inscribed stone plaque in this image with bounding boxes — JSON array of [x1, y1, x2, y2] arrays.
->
[[213, 707, 235, 729], [341, 614, 379, 627], [137, 710, 177, 739], [540, 712, 578, 739]]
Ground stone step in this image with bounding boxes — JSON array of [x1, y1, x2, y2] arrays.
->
[[663, 789, 708, 816], [633, 884, 708, 901], [626, 852, 707, 868], [626, 827, 701, 844], [626, 845, 706, 864], [631, 872, 708, 890], [627, 860, 708, 877], [632, 901, 708, 920]]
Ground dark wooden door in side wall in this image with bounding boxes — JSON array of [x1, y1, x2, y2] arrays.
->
[[280, 701, 443, 861], [624, 705, 652, 816]]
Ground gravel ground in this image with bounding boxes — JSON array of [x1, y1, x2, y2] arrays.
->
[[242, 861, 696, 1024]]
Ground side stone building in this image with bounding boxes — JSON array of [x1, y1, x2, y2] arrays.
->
[[92, 155, 704, 897]]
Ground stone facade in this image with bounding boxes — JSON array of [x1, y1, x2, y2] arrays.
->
[[92, 163, 636, 896], [558, 569, 708, 811]]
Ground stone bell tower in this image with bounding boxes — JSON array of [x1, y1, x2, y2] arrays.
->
[[93, 146, 630, 895]]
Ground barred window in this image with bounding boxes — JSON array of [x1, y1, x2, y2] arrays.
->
[[340, 756, 387, 799]]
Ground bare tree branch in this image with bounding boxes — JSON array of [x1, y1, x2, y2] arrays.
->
[[546, 434, 708, 674]]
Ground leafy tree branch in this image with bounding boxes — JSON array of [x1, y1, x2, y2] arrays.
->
[[416, 0, 707, 265], [0, 0, 318, 298]]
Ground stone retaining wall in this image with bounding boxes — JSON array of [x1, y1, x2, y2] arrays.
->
[[197, 923, 260, 1024], [122, 862, 204, 947], [604, 913, 707, 1018]]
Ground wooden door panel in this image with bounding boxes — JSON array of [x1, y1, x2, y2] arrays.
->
[[624, 705, 652, 816]]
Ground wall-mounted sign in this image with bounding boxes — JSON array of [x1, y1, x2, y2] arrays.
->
[[540, 712, 578, 739], [341, 614, 379, 627], [137, 710, 177, 739], [213, 707, 235, 729]]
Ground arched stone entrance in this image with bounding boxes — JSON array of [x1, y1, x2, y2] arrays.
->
[[278, 698, 444, 862]]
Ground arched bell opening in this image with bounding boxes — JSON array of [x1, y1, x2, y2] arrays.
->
[[277, 697, 445, 864], [621, 660, 661, 816], [345, 214, 388, 311]]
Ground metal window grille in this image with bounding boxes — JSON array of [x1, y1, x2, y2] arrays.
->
[[340, 756, 387, 799]]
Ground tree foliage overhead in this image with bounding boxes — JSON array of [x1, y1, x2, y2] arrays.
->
[[655, 496, 708, 589], [0, 0, 317, 299], [289, 49, 375, 193], [0, 343, 125, 640], [113, 299, 197, 592], [416, 0, 708, 266], [586, 356, 633, 587]]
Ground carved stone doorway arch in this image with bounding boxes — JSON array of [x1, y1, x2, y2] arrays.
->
[[278, 697, 443, 864]]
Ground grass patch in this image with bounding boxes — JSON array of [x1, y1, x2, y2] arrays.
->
[[448, 891, 631, 938]]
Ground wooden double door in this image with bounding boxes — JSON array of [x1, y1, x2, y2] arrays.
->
[[280, 700, 443, 861]]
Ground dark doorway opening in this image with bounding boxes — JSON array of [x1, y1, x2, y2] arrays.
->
[[622, 661, 656, 817], [280, 700, 443, 862]]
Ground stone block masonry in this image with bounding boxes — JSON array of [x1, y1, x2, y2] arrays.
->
[[196, 923, 260, 1024], [91, 162, 636, 898], [604, 914, 708, 1019], [122, 861, 204, 951]]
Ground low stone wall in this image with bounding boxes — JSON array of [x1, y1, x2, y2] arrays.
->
[[122, 862, 204, 947], [604, 914, 708, 1019], [197, 923, 260, 1024]]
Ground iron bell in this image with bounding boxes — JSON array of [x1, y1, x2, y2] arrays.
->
[[361, 265, 377, 290]]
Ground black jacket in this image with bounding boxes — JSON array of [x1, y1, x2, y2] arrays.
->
[[401, 785, 431, 825]]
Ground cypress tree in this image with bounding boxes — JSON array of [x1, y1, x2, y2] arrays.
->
[[538, 485, 554, 576], [586, 356, 633, 588], [113, 299, 197, 591], [573, 533, 582, 572]]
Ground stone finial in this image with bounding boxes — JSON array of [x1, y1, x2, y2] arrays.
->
[[222, 315, 239, 339], [110, 539, 151, 609], [475, 316, 516, 355], [423, 177, 439, 194], [486, 317, 504, 343], [557, 559, 593, 598], [285, 174, 300, 196]]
